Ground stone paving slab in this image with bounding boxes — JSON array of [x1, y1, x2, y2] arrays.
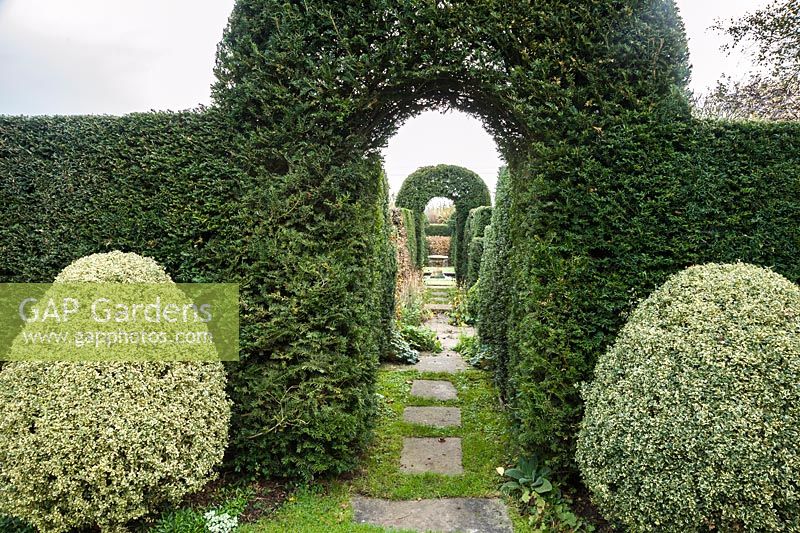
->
[[400, 437, 463, 474], [439, 335, 459, 350], [414, 354, 469, 373], [410, 380, 458, 400], [425, 304, 452, 312], [352, 496, 513, 533], [403, 406, 461, 427]]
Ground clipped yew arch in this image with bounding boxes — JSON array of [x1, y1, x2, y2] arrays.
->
[[396, 165, 490, 280], [212, 0, 701, 475]]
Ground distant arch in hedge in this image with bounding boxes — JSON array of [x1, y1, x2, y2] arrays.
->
[[396, 165, 490, 280]]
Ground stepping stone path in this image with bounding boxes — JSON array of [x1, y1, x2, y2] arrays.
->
[[353, 273, 512, 532], [352, 497, 513, 533], [410, 379, 458, 401], [414, 354, 469, 373], [400, 437, 463, 474], [403, 406, 461, 427]]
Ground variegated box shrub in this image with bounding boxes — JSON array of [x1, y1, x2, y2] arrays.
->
[[0, 252, 230, 533], [577, 263, 800, 532]]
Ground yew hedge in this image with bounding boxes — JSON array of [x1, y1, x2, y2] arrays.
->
[[0, 110, 395, 479], [2, 0, 799, 484], [464, 206, 492, 288]]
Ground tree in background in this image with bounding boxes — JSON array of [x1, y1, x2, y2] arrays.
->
[[694, 75, 799, 121], [696, 0, 799, 120], [425, 198, 455, 224]]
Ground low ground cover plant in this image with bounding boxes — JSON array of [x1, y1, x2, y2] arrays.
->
[[499, 457, 593, 532], [385, 328, 420, 365], [398, 324, 442, 353], [577, 263, 800, 532], [456, 333, 493, 370]]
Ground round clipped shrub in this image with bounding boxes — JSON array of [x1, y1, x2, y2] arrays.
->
[[0, 251, 230, 533], [577, 263, 800, 532]]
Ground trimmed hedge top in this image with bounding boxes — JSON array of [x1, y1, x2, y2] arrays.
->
[[426, 223, 451, 237], [396, 165, 490, 280]]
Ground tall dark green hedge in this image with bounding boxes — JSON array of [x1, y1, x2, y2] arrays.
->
[[506, 117, 800, 473], [0, 109, 395, 480], [477, 169, 512, 397], [466, 236, 484, 288], [396, 165, 490, 280], [464, 206, 493, 247], [414, 211, 427, 267], [6, 0, 799, 486], [464, 206, 493, 287]]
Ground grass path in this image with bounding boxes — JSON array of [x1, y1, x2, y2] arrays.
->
[[245, 279, 531, 532], [242, 368, 530, 532]]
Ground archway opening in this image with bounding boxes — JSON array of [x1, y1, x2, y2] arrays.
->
[[424, 197, 454, 269], [395, 164, 490, 281]]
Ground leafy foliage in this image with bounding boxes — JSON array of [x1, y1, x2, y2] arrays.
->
[[426, 236, 451, 257], [426, 223, 451, 236], [398, 324, 442, 353], [449, 285, 478, 327], [385, 328, 420, 365], [499, 457, 593, 532], [700, 0, 800, 121], [500, 457, 554, 503], [0, 252, 229, 533], [0, 515, 34, 533], [395, 281, 429, 328], [0, 111, 394, 479], [577, 263, 800, 531], [396, 165, 491, 281], [694, 74, 800, 121], [477, 168, 512, 398], [717, 0, 799, 79], [464, 206, 492, 248], [455, 333, 492, 370]]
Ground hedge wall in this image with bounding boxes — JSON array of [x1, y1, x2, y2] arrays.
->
[[506, 117, 800, 473], [464, 206, 492, 248], [426, 236, 451, 257], [426, 223, 451, 237], [208, 0, 800, 482], [477, 168, 512, 397], [466, 236, 484, 288], [414, 211, 427, 267], [464, 206, 493, 287], [0, 109, 395, 479], [396, 165, 490, 280]]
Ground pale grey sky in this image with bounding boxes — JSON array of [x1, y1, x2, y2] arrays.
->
[[0, 0, 767, 196]]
